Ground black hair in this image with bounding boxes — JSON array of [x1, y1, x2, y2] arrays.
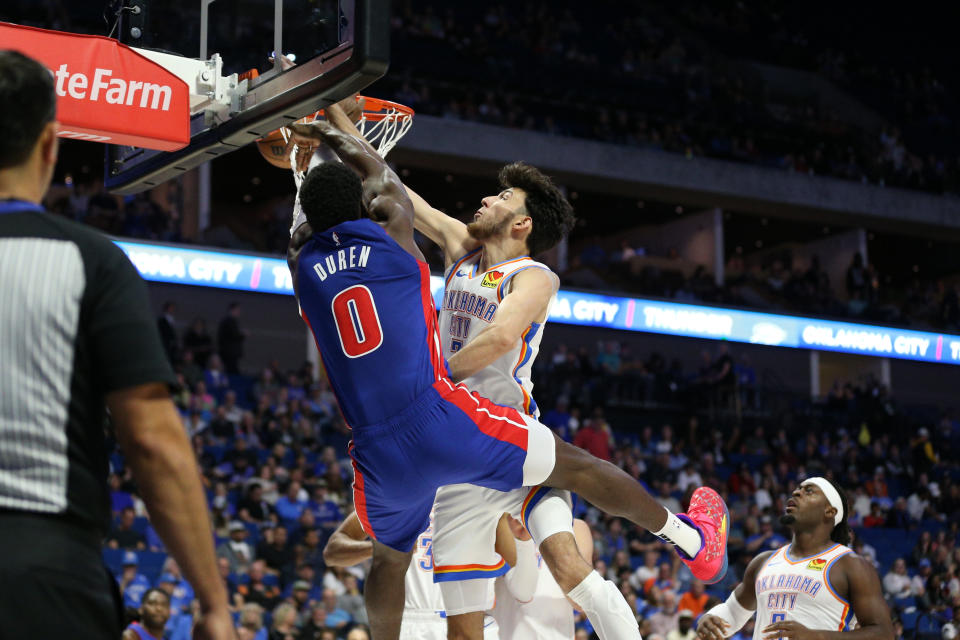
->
[[298, 162, 363, 232], [140, 588, 171, 607], [498, 162, 575, 256], [828, 477, 851, 546], [0, 51, 57, 170]]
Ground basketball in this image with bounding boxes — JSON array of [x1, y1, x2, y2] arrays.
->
[[256, 128, 292, 169]]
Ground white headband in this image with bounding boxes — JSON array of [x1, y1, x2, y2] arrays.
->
[[802, 477, 844, 526]]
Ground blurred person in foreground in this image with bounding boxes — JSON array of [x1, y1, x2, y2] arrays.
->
[[0, 50, 232, 639]]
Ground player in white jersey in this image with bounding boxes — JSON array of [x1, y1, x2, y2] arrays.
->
[[493, 516, 597, 639], [406, 161, 651, 640], [696, 477, 892, 640], [324, 510, 502, 640]]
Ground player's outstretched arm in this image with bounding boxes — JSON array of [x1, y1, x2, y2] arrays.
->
[[761, 555, 893, 640], [292, 120, 424, 259], [446, 267, 558, 382], [321, 102, 478, 267], [697, 551, 768, 640], [323, 511, 374, 567]]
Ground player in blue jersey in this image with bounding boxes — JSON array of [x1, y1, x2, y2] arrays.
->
[[287, 120, 729, 640]]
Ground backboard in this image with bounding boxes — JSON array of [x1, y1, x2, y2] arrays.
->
[[105, 0, 389, 194]]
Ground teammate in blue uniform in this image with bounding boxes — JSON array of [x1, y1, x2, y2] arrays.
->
[[287, 121, 729, 640]]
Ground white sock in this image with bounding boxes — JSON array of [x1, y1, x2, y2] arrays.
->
[[566, 570, 641, 640], [653, 507, 703, 559]]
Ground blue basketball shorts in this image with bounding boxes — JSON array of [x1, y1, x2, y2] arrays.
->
[[348, 378, 556, 552]]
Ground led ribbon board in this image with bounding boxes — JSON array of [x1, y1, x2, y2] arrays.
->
[[116, 240, 960, 365]]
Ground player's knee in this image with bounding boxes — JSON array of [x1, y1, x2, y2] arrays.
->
[[371, 541, 412, 572]]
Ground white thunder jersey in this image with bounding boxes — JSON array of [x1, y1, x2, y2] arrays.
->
[[439, 249, 554, 416], [753, 543, 855, 639], [493, 550, 574, 639]]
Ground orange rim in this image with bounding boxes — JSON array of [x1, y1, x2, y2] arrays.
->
[[294, 95, 414, 126]]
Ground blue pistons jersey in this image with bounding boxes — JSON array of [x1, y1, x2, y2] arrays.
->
[[294, 219, 448, 427]]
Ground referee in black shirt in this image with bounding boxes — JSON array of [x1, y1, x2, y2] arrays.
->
[[0, 51, 234, 639]]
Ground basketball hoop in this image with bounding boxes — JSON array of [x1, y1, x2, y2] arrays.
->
[[282, 95, 414, 184]]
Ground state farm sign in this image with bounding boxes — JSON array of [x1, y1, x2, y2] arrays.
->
[[1, 22, 189, 151]]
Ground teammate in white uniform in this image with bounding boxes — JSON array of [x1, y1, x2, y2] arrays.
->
[[493, 517, 596, 639], [696, 477, 892, 640], [323, 510, 501, 640]]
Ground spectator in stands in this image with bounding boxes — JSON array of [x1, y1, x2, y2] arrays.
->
[[205, 354, 231, 394], [239, 484, 273, 523], [299, 603, 331, 639], [282, 564, 323, 603], [745, 515, 787, 554], [884, 558, 914, 599], [666, 609, 696, 640], [912, 428, 938, 475], [218, 302, 247, 374], [866, 467, 890, 498], [157, 301, 178, 363], [183, 317, 215, 368], [217, 521, 255, 575], [308, 481, 343, 532], [911, 558, 933, 596], [237, 560, 280, 611], [677, 462, 702, 494], [275, 481, 308, 527], [573, 412, 614, 460], [887, 497, 912, 529], [863, 503, 887, 528], [236, 602, 266, 640], [288, 580, 315, 617], [269, 602, 299, 640], [677, 579, 708, 617], [222, 390, 244, 425], [119, 551, 151, 609], [913, 531, 935, 566], [649, 590, 681, 637], [298, 528, 326, 575], [908, 487, 934, 522], [542, 396, 574, 441], [108, 506, 147, 550], [258, 525, 295, 578], [209, 406, 237, 442], [122, 587, 172, 640], [319, 588, 352, 631], [110, 473, 135, 516], [338, 574, 368, 625], [630, 550, 662, 593], [157, 558, 195, 615], [645, 562, 678, 595]]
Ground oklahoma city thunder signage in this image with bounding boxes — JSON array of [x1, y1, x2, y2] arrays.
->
[[115, 239, 960, 366], [1, 22, 189, 150]]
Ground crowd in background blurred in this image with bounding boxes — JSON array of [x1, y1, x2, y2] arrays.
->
[[381, 0, 959, 195], [103, 318, 960, 639]]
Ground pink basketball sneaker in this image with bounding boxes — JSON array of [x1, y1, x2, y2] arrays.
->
[[677, 487, 729, 584]]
